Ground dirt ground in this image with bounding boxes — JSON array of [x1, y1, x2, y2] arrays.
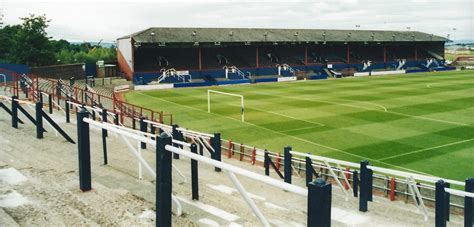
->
[[0, 100, 466, 226]]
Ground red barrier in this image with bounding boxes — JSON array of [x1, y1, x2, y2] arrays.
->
[[275, 153, 281, 170], [390, 177, 396, 201], [344, 167, 351, 190], [251, 147, 256, 165], [239, 144, 244, 161], [227, 140, 233, 158]]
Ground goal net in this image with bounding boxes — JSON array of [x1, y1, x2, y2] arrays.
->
[[207, 90, 244, 122]]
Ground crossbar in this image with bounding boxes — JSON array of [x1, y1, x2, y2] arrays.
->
[[208, 89, 244, 122]]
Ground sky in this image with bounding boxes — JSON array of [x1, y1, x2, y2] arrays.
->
[[1, 0, 472, 42]]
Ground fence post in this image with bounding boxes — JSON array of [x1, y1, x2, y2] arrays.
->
[[465, 178, 474, 227], [77, 108, 91, 191], [211, 132, 222, 172], [445, 182, 450, 221], [353, 170, 359, 197], [65, 98, 70, 123], [101, 108, 108, 165], [284, 146, 292, 184], [390, 177, 396, 201], [264, 151, 270, 176], [36, 102, 43, 139], [11, 96, 18, 129], [191, 143, 199, 200], [140, 117, 147, 149], [114, 113, 119, 125], [48, 94, 53, 114], [435, 180, 447, 227], [307, 178, 332, 227], [156, 132, 172, 227], [359, 160, 369, 212], [171, 125, 180, 159], [306, 156, 313, 187], [150, 123, 156, 140], [368, 168, 373, 202]]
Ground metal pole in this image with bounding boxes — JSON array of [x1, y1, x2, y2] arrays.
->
[[359, 160, 369, 212], [212, 132, 221, 172], [307, 178, 332, 227], [306, 156, 312, 187], [284, 146, 292, 184], [353, 170, 359, 197], [65, 98, 70, 123], [156, 133, 172, 227], [191, 143, 199, 200], [172, 125, 180, 159], [77, 108, 92, 191], [48, 94, 53, 114], [36, 102, 43, 139], [435, 180, 447, 227], [465, 178, 474, 227], [11, 96, 18, 128], [140, 117, 147, 149], [102, 108, 108, 165]]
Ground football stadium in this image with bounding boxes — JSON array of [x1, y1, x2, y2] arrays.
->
[[0, 3, 473, 227]]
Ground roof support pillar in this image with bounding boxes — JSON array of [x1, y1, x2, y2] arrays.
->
[[256, 46, 259, 68], [346, 45, 350, 64], [198, 47, 202, 70], [304, 46, 308, 65]]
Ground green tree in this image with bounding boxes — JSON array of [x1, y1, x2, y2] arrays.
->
[[0, 25, 21, 63], [10, 14, 55, 66]]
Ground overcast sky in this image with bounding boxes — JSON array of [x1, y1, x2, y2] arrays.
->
[[1, 0, 472, 42]]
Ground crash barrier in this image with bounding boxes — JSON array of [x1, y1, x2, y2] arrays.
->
[[0, 95, 75, 144], [0, 69, 173, 127], [217, 139, 472, 224], [77, 115, 332, 227]]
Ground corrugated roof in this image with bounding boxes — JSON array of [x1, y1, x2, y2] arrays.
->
[[119, 27, 446, 43]]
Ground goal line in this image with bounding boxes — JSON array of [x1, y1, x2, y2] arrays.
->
[[207, 90, 244, 122]]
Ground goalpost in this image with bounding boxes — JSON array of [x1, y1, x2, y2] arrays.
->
[[208, 90, 244, 122]]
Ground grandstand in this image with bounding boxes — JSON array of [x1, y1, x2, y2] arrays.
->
[[117, 27, 450, 84]]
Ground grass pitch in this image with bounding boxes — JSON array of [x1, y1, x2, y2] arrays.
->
[[125, 71, 474, 180]]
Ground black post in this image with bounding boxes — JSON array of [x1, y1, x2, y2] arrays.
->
[[156, 133, 172, 227], [368, 169, 373, 202], [114, 113, 119, 125], [140, 117, 147, 149], [39, 92, 43, 103], [65, 98, 70, 123], [36, 102, 43, 139], [284, 146, 292, 184], [199, 143, 204, 156], [264, 151, 270, 176], [353, 170, 359, 197], [101, 109, 108, 165], [132, 117, 136, 129], [435, 180, 447, 227], [77, 108, 91, 191], [150, 124, 156, 140], [191, 143, 199, 200], [307, 178, 332, 227], [445, 182, 450, 222], [465, 178, 474, 227], [102, 109, 108, 137], [211, 132, 222, 172], [11, 96, 18, 128], [306, 156, 313, 187], [48, 94, 53, 114], [171, 125, 180, 159], [359, 160, 369, 212]]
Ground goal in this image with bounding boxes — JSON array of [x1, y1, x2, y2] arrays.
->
[[207, 90, 244, 122]]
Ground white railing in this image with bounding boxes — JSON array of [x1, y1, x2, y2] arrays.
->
[[224, 66, 247, 79]]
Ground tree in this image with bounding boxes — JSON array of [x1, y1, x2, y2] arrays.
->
[[10, 14, 56, 66], [0, 25, 21, 63]]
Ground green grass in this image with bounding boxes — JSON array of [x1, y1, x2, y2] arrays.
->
[[125, 71, 474, 181]]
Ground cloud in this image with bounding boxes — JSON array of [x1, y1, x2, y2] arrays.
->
[[1, 0, 472, 41]]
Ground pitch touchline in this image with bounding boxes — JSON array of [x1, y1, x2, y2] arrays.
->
[[278, 126, 324, 133], [378, 138, 474, 161], [245, 90, 469, 126], [137, 92, 435, 176]]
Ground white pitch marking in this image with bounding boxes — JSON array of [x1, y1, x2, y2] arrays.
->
[[379, 138, 474, 161]]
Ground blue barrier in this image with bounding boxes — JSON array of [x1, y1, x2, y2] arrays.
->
[[174, 81, 214, 88], [216, 79, 251, 85], [406, 68, 430, 74], [309, 75, 328, 80], [255, 78, 278, 83], [0, 63, 30, 82]]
